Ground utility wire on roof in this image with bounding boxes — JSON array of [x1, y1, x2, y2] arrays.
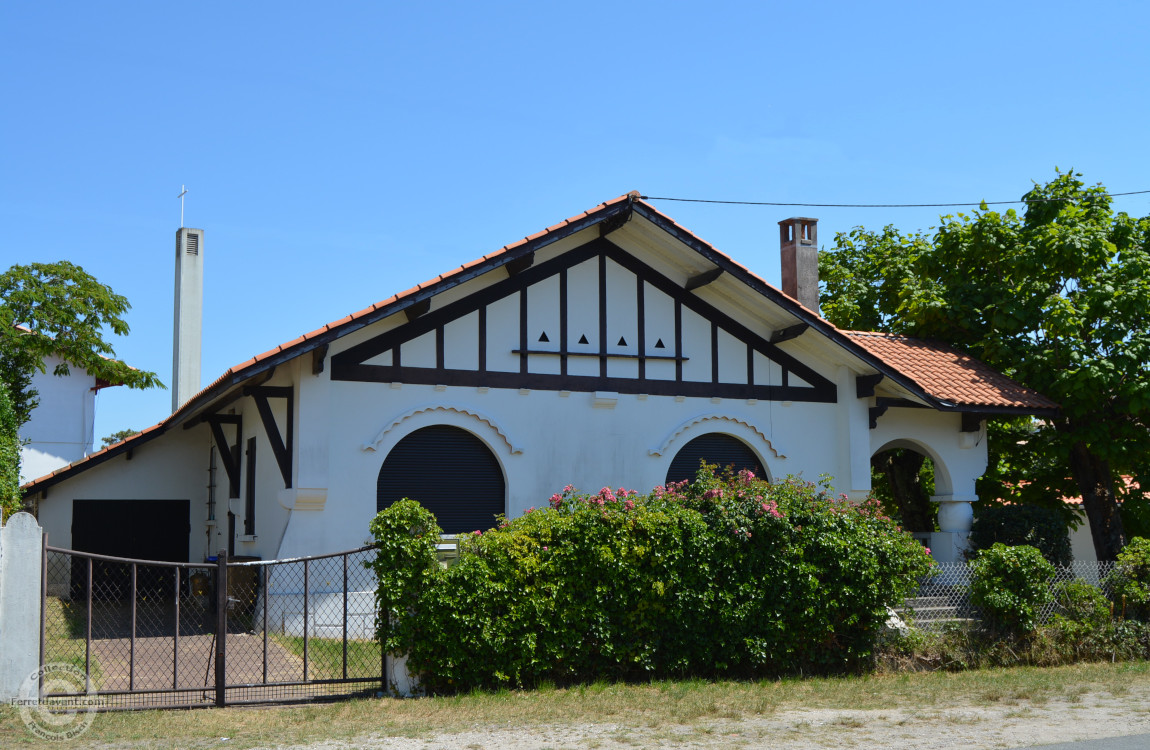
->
[[638, 190, 1150, 209]]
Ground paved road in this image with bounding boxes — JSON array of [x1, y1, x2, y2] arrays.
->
[[1027, 735, 1150, 750]]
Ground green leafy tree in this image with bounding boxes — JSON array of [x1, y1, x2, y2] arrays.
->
[[1, 261, 162, 428], [0, 385, 21, 521], [820, 171, 1150, 560], [101, 428, 140, 448]]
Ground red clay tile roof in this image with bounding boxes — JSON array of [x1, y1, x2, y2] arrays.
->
[[844, 331, 1059, 411], [22, 192, 1057, 494]]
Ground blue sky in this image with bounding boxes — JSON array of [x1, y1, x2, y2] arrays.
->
[[3, 1, 1148, 442]]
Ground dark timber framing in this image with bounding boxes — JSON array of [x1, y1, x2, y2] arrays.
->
[[245, 386, 294, 488], [331, 237, 837, 403], [206, 415, 242, 498]]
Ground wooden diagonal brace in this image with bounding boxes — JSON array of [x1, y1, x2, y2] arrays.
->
[[206, 414, 242, 497], [246, 386, 293, 488]]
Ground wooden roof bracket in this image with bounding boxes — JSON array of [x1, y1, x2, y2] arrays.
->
[[856, 373, 884, 398], [770, 323, 809, 345]]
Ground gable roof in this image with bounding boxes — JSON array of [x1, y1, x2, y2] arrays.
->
[[21, 192, 1058, 495]]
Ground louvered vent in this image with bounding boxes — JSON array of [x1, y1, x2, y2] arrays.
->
[[186, 232, 200, 255]]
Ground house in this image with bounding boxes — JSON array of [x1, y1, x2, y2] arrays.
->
[[16, 331, 119, 485], [22, 193, 1058, 574]]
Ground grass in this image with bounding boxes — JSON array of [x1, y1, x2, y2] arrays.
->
[[271, 634, 383, 680], [42, 597, 103, 686], [1, 661, 1148, 749]]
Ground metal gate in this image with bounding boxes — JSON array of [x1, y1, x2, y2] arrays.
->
[[40, 545, 384, 709]]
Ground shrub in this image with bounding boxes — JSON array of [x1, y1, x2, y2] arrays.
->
[[969, 543, 1055, 634], [367, 499, 441, 654], [370, 467, 934, 692], [968, 504, 1072, 566], [1050, 580, 1111, 627], [1109, 536, 1150, 620]]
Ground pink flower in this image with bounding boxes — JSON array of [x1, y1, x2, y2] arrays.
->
[[525, 506, 535, 513], [598, 487, 617, 503], [563, 484, 575, 493], [473, 530, 482, 536], [738, 469, 755, 484], [704, 488, 723, 500], [623, 499, 635, 511], [542, 546, 549, 551], [924, 547, 932, 555], [549, 493, 563, 508]]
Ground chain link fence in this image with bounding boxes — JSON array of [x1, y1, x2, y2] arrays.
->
[[899, 561, 1119, 632]]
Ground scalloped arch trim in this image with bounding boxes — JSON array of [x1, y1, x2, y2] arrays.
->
[[649, 414, 785, 459], [362, 404, 522, 455]]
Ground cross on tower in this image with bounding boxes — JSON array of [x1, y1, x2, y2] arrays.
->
[[177, 185, 188, 227]]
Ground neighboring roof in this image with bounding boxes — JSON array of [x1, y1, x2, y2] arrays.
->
[[845, 331, 1059, 412], [21, 192, 1059, 495], [1063, 476, 1145, 506]]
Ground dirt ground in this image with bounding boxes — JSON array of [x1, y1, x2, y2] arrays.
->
[[265, 683, 1150, 750]]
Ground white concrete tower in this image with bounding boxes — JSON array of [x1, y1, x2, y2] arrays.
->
[[172, 227, 204, 411]]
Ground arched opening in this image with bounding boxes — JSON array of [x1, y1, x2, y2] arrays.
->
[[665, 433, 765, 486], [871, 440, 941, 532], [377, 425, 505, 534]]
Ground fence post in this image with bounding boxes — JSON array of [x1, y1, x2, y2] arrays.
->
[[214, 549, 227, 708], [0, 512, 46, 701]]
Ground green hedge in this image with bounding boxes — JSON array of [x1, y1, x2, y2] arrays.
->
[[969, 504, 1072, 566], [370, 467, 933, 692], [969, 543, 1055, 634]]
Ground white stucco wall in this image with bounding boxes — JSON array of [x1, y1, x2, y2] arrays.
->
[[35, 424, 211, 562], [18, 355, 99, 484]]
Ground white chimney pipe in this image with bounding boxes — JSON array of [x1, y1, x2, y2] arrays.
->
[[173, 227, 204, 411]]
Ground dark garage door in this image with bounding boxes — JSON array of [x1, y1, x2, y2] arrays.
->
[[71, 499, 190, 600], [665, 433, 765, 486], [377, 425, 505, 534]]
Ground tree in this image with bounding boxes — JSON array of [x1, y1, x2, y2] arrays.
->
[[0, 385, 20, 521], [101, 428, 139, 448], [820, 171, 1150, 561], [1, 261, 162, 429]]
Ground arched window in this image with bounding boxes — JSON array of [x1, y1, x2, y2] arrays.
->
[[376, 425, 505, 534], [665, 433, 765, 486]]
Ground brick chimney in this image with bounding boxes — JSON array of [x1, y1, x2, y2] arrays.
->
[[779, 217, 818, 314]]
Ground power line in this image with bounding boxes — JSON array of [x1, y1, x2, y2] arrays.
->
[[638, 189, 1150, 209]]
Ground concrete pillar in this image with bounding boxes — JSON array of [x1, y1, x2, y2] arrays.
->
[[930, 494, 975, 563], [0, 512, 45, 700]]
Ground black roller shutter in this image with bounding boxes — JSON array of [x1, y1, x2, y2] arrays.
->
[[665, 433, 765, 486], [377, 425, 505, 534]]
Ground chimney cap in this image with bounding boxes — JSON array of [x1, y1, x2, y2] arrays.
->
[[778, 217, 819, 225]]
